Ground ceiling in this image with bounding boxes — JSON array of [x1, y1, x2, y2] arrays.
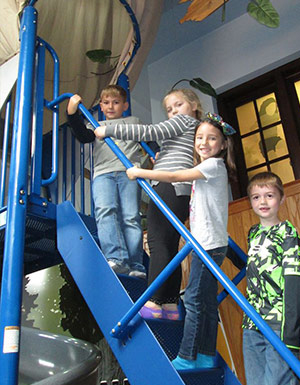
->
[[149, 0, 248, 64]]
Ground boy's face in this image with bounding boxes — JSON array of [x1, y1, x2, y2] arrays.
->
[[249, 184, 284, 226], [100, 95, 128, 120]]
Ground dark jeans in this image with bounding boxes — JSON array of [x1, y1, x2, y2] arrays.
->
[[178, 247, 227, 360], [147, 182, 190, 304]]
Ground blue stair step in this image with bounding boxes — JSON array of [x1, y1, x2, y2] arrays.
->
[[118, 275, 147, 302], [145, 318, 184, 360], [179, 368, 225, 385], [0, 205, 61, 275]]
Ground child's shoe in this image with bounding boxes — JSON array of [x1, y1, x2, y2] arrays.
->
[[162, 304, 180, 320], [140, 305, 162, 319], [108, 260, 130, 275], [172, 356, 198, 370], [196, 353, 216, 368], [129, 270, 147, 279], [162, 308, 180, 320]]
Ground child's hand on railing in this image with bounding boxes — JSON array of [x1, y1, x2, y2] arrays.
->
[[126, 166, 139, 180], [67, 94, 82, 115], [94, 126, 106, 139]]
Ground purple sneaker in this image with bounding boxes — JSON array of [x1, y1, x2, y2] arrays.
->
[[162, 308, 180, 320], [140, 305, 162, 319]]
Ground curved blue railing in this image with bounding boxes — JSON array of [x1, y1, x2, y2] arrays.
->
[[118, 0, 141, 75]]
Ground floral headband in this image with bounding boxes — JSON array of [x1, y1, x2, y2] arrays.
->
[[206, 112, 236, 136]]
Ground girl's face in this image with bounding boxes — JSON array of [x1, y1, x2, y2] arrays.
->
[[195, 122, 226, 162], [249, 184, 283, 226], [165, 92, 197, 119]]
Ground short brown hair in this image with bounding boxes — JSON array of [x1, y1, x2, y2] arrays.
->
[[100, 84, 127, 103], [247, 171, 284, 199]]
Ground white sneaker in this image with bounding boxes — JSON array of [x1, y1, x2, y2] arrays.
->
[[108, 260, 130, 275], [129, 270, 147, 279]]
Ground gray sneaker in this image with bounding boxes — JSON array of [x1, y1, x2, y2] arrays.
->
[[129, 270, 147, 279], [108, 260, 130, 275]]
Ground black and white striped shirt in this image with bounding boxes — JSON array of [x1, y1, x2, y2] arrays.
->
[[105, 114, 199, 196]]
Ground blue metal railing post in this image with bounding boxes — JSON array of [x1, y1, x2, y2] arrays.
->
[[30, 39, 46, 196], [41, 39, 60, 187], [0, 6, 37, 385], [0, 96, 12, 208]]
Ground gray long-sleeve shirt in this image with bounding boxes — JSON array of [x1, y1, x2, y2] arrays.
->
[[67, 111, 144, 179]]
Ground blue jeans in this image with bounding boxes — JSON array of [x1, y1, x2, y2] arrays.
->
[[243, 329, 300, 385], [178, 247, 227, 360], [92, 172, 145, 272]]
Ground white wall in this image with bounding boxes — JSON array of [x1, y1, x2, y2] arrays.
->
[[132, 0, 300, 123]]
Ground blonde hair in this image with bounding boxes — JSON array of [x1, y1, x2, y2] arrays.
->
[[100, 84, 127, 103], [247, 171, 284, 199], [162, 88, 203, 120]]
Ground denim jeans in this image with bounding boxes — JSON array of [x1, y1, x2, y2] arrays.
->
[[178, 247, 227, 360], [243, 329, 300, 385], [92, 172, 145, 272]]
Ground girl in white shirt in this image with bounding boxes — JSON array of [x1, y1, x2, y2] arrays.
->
[[127, 113, 236, 370]]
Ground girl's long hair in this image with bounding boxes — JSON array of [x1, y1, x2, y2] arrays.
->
[[193, 118, 236, 182]]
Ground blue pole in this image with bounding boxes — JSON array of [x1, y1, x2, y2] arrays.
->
[[0, 97, 11, 208], [30, 40, 45, 196], [80, 143, 85, 214], [41, 39, 60, 187], [0, 6, 37, 385]]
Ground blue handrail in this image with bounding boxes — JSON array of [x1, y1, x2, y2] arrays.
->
[[39, 38, 60, 187], [0, 96, 11, 208]]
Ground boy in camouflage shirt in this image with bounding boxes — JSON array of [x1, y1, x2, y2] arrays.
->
[[243, 172, 300, 385]]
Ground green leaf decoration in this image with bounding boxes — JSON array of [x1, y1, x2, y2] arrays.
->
[[189, 78, 218, 99], [85, 49, 112, 63], [247, 0, 279, 28]]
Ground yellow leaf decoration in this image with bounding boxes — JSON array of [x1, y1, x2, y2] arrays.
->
[[179, 0, 229, 24]]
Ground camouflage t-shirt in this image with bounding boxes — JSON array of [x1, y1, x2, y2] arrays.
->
[[242, 220, 300, 351]]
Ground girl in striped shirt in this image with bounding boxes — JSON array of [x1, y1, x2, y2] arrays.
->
[[95, 88, 202, 320]]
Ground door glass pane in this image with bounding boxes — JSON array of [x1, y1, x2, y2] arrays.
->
[[256, 93, 281, 127], [262, 124, 288, 161], [270, 159, 294, 184], [294, 80, 300, 104], [236, 102, 258, 135], [242, 133, 266, 168], [247, 166, 268, 181]]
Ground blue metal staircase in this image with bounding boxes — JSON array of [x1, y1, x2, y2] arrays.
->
[[1, 3, 300, 385]]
